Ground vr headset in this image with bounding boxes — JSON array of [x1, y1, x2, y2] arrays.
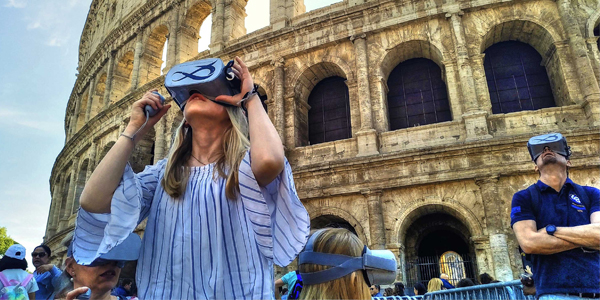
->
[[298, 229, 397, 286], [527, 133, 571, 162], [164, 58, 241, 110]]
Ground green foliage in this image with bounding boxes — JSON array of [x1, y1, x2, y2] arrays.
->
[[0, 227, 19, 257]]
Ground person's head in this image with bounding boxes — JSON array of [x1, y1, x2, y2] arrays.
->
[[394, 282, 405, 296], [298, 228, 372, 300], [479, 273, 494, 285], [440, 273, 449, 280], [427, 278, 443, 292], [457, 278, 475, 288], [64, 257, 122, 296], [162, 95, 249, 200], [383, 287, 393, 296], [121, 278, 133, 291], [32, 244, 52, 268], [414, 282, 427, 295], [0, 244, 28, 271], [370, 285, 380, 296], [528, 133, 571, 176]]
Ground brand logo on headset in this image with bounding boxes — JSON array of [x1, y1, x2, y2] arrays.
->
[[172, 61, 217, 82], [532, 133, 561, 143]]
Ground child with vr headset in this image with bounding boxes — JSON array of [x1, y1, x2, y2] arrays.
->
[[298, 228, 397, 300], [72, 56, 310, 300]]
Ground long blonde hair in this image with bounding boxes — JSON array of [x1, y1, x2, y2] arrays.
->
[[299, 228, 372, 300], [161, 106, 249, 199], [427, 278, 443, 292]]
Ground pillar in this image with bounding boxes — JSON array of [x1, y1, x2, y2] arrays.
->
[[556, 0, 600, 104], [130, 30, 144, 90], [222, 0, 246, 41], [86, 143, 97, 180], [284, 94, 297, 149], [103, 52, 116, 108], [350, 34, 379, 156], [210, 4, 225, 53], [471, 236, 493, 277], [165, 5, 180, 72], [475, 176, 514, 281], [272, 58, 286, 143], [447, 12, 492, 141], [51, 178, 63, 231], [386, 243, 404, 281], [70, 96, 81, 137], [64, 157, 80, 219], [85, 79, 97, 121], [154, 117, 167, 162], [270, 0, 305, 30], [363, 189, 385, 250], [586, 37, 600, 81]]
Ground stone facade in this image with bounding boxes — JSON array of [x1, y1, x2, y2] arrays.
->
[[46, 0, 600, 284]]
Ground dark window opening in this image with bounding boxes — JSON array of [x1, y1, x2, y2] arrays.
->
[[484, 41, 555, 114], [308, 76, 351, 145], [387, 58, 451, 130]]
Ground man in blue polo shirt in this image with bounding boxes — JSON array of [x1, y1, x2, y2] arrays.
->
[[511, 133, 600, 299]]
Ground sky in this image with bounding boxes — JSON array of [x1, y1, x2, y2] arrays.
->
[[0, 0, 340, 271]]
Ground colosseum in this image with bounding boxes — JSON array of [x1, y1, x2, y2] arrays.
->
[[45, 0, 600, 287]]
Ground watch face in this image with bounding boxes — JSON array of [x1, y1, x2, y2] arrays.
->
[[547, 225, 556, 235]]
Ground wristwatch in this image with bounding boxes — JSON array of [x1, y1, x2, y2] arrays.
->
[[546, 224, 556, 236]]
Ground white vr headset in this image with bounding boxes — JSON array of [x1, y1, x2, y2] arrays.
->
[[298, 229, 397, 286]]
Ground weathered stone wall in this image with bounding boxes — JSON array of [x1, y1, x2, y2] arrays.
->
[[46, 0, 600, 282]]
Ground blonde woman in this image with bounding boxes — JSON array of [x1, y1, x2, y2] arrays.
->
[[72, 57, 310, 299], [428, 278, 443, 292], [298, 228, 373, 300]]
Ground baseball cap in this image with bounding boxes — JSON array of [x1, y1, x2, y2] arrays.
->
[[5, 244, 27, 260]]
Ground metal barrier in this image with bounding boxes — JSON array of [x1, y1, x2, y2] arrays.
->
[[373, 296, 424, 300], [421, 280, 536, 300]]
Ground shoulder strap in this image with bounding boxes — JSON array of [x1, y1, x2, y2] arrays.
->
[[527, 184, 541, 216], [20, 274, 33, 287], [570, 182, 591, 212], [0, 272, 10, 286]]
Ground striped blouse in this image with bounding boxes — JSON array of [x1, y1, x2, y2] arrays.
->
[[71, 151, 310, 299]]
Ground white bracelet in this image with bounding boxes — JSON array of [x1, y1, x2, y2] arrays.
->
[[120, 133, 135, 142]]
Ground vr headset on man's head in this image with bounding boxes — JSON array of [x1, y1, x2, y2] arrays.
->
[[298, 229, 397, 286], [165, 58, 241, 110], [527, 133, 571, 162]]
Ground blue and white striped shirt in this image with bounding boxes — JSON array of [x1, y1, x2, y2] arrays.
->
[[72, 151, 310, 299]]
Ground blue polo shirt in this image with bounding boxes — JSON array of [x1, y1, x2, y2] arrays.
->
[[511, 178, 600, 297]]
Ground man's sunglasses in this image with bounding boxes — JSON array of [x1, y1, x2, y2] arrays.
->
[[31, 252, 47, 258]]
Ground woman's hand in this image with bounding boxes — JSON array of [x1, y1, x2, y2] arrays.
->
[[35, 264, 54, 274], [66, 287, 89, 300], [215, 56, 255, 106], [124, 89, 171, 142]]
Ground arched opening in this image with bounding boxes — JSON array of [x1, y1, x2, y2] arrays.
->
[[484, 41, 555, 114], [245, 0, 269, 34], [129, 128, 155, 173], [74, 160, 89, 214], [111, 51, 134, 103], [140, 25, 169, 85], [595, 25, 599, 52], [257, 85, 268, 112], [76, 90, 89, 131], [387, 58, 451, 129], [404, 213, 476, 289], [307, 76, 351, 145], [180, 0, 212, 61], [60, 176, 71, 220], [90, 73, 107, 119], [198, 14, 212, 53], [51, 175, 63, 230], [311, 214, 358, 236]]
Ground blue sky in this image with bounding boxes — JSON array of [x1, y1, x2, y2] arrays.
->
[[0, 0, 340, 271]]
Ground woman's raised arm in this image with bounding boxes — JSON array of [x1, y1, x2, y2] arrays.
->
[[80, 90, 170, 213]]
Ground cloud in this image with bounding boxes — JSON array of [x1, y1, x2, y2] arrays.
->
[[0, 108, 63, 133], [4, 0, 26, 8]]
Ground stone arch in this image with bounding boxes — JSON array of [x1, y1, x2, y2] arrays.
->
[[50, 174, 63, 229], [180, 0, 212, 61], [111, 50, 135, 103], [585, 8, 600, 38], [139, 24, 170, 85], [291, 56, 354, 98], [73, 159, 89, 214], [76, 89, 89, 131], [479, 20, 570, 107], [393, 201, 484, 246], [90, 73, 107, 119], [98, 141, 116, 164], [305, 205, 368, 245], [378, 39, 446, 80]]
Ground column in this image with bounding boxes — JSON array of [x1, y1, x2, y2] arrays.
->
[[475, 176, 514, 282], [103, 52, 116, 108], [70, 96, 81, 137], [556, 0, 600, 104], [85, 78, 97, 121], [210, 4, 225, 53], [270, 0, 305, 30], [165, 5, 180, 72], [586, 37, 600, 80], [471, 236, 493, 277], [51, 179, 63, 231], [284, 94, 297, 149], [447, 12, 492, 141], [64, 157, 80, 219], [222, 0, 246, 42], [385, 243, 404, 281], [350, 34, 379, 157], [154, 117, 167, 163], [86, 143, 97, 180], [271, 58, 286, 143], [130, 30, 144, 90], [363, 189, 385, 249]]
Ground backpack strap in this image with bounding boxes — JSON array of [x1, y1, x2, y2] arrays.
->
[[570, 182, 591, 213], [0, 272, 10, 287], [20, 274, 33, 287]]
